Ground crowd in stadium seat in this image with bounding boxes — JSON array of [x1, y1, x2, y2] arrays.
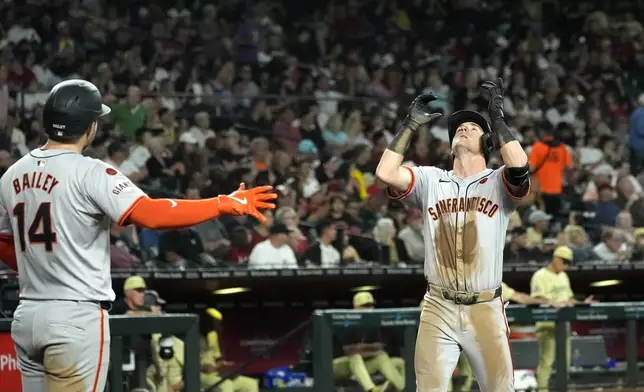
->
[[2, 0, 644, 270]]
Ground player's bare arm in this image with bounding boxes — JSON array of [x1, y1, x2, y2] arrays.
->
[[375, 93, 441, 191], [482, 78, 530, 198], [510, 291, 549, 305]]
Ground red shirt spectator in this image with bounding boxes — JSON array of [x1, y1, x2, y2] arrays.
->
[[274, 107, 302, 155]]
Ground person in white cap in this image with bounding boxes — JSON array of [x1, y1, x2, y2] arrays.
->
[[525, 210, 553, 250]]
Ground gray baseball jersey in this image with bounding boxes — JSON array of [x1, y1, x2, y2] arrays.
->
[[0, 148, 146, 302], [392, 166, 518, 292]]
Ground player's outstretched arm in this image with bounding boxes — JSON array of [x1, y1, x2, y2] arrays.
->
[[376, 94, 442, 191], [124, 183, 277, 230]]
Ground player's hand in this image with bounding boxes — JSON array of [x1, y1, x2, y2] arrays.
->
[[481, 77, 505, 121], [404, 93, 443, 129], [217, 183, 278, 222], [584, 295, 595, 304]]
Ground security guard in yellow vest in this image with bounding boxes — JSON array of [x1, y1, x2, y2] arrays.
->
[[333, 292, 405, 391], [530, 246, 594, 391], [200, 308, 259, 392], [447, 282, 551, 391]]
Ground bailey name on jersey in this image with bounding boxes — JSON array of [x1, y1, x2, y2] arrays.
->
[[12, 172, 60, 195], [427, 195, 499, 221]]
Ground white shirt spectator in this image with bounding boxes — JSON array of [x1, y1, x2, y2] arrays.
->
[[397, 226, 424, 263], [315, 88, 344, 128], [592, 242, 621, 262], [249, 239, 298, 269], [185, 126, 215, 148], [129, 144, 151, 170], [7, 24, 41, 44], [319, 243, 341, 268], [9, 127, 29, 157]]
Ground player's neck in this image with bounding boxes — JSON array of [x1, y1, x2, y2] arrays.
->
[[42, 140, 84, 153], [452, 154, 487, 178], [547, 263, 559, 274]]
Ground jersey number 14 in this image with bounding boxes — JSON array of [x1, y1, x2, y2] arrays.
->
[[12, 202, 57, 252]]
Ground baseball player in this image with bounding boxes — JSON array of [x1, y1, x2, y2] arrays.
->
[[376, 78, 530, 391], [0, 79, 277, 392], [530, 246, 594, 390]]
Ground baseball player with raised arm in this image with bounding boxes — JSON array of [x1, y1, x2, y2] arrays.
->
[[0, 79, 277, 392], [376, 78, 530, 391]]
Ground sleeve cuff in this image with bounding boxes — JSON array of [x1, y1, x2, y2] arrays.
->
[[502, 167, 530, 200], [386, 166, 416, 200]]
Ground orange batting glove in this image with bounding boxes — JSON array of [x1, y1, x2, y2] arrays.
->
[[216, 183, 277, 222]]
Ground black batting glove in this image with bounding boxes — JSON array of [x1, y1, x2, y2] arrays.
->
[[403, 93, 443, 130], [481, 78, 505, 122]]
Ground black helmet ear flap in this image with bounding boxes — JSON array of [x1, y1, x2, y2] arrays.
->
[[480, 132, 494, 163]]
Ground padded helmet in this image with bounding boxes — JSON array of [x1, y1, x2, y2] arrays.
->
[[42, 79, 111, 141], [447, 110, 494, 162]]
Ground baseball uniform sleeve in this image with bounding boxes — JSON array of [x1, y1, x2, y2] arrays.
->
[[387, 166, 439, 209], [530, 271, 547, 299], [83, 160, 147, 224]]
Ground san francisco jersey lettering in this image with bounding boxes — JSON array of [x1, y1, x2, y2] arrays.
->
[[396, 165, 518, 292], [0, 149, 146, 302]]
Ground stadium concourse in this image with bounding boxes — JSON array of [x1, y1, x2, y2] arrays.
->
[[2, 0, 644, 391]]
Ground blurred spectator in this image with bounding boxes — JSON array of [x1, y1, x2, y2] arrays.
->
[[186, 111, 216, 148], [397, 209, 424, 264], [110, 222, 141, 268], [564, 225, 597, 262], [275, 207, 310, 256], [593, 228, 629, 262], [373, 217, 409, 265], [591, 184, 621, 227], [504, 227, 537, 262], [249, 209, 273, 247], [629, 94, 644, 173], [631, 229, 644, 260], [187, 188, 231, 259], [303, 221, 340, 268], [248, 224, 298, 269], [225, 226, 254, 265], [525, 210, 552, 251], [528, 130, 573, 216], [158, 230, 204, 270], [108, 86, 148, 138]]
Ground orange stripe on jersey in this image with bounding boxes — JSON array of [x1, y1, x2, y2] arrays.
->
[[387, 166, 416, 200], [91, 308, 105, 392]]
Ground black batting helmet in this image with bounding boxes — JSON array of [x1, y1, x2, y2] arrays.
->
[[447, 110, 494, 162], [42, 79, 111, 141]]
